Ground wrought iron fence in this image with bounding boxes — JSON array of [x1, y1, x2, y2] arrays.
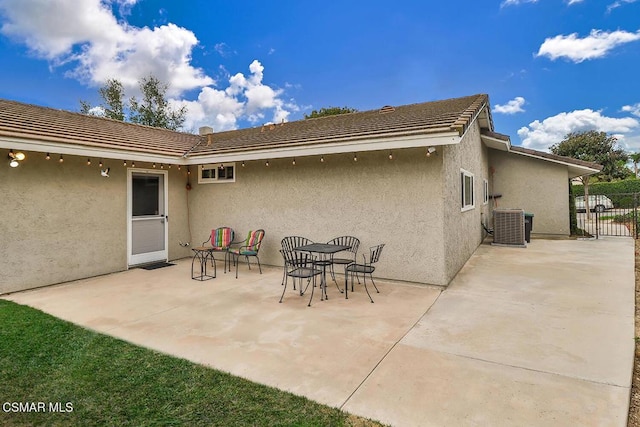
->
[[575, 192, 639, 239]]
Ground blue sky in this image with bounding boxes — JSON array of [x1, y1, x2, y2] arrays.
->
[[1, 0, 639, 152]]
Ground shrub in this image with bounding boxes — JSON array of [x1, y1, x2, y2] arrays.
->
[[572, 178, 640, 207]]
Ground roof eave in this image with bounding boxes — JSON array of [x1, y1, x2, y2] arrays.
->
[[481, 132, 602, 178], [0, 134, 182, 164], [185, 131, 462, 164]]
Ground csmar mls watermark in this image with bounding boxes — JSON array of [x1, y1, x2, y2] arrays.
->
[[2, 402, 74, 413]]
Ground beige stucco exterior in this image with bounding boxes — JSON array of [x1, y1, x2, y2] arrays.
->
[[441, 123, 491, 284], [0, 154, 191, 294], [1, 126, 579, 294], [489, 149, 570, 236], [189, 147, 448, 285]]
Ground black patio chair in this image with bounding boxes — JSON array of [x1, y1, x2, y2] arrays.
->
[[326, 236, 360, 284], [344, 243, 385, 303], [280, 236, 314, 289], [279, 249, 322, 306]]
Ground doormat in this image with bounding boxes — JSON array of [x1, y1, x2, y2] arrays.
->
[[140, 262, 175, 270]]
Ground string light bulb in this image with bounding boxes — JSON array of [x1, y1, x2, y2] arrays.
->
[[160, 163, 164, 169], [388, 152, 393, 160], [265, 160, 270, 167], [132, 161, 136, 168], [87, 158, 91, 165], [187, 166, 191, 175], [241, 161, 245, 167], [177, 165, 181, 170], [45, 153, 51, 160], [292, 158, 296, 166], [320, 156, 324, 163], [353, 153, 358, 162], [123, 160, 127, 166], [59, 155, 64, 163], [99, 159, 103, 167], [152, 163, 156, 168]]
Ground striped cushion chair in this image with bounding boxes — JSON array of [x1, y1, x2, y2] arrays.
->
[[229, 229, 265, 279], [209, 227, 235, 273]]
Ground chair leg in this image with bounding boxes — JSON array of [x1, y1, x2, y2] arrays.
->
[[256, 256, 262, 274], [279, 275, 288, 303], [345, 269, 350, 300], [235, 254, 239, 279], [370, 273, 380, 293], [362, 271, 374, 303], [307, 275, 315, 307]]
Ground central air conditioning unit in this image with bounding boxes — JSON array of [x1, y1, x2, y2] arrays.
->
[[492, 209, 526, 248]]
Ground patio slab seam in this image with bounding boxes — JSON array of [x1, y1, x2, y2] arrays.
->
[[441, 287, 635, 318], [413, 345, 633, 389], [339, 289, 444, 411]]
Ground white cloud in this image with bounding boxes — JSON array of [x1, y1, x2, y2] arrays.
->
[[177, 60, 294, 132], [517, 109, 639, 151], [536, 29, 640, 63], [0, 0, 298, 131], [500, 0, 538, 7], [493, 97, 526, 114], [567, 0, 584, 5], [608, 0, 639, 13], [0, 0, 212, 95], [622, 103, 640, 117]]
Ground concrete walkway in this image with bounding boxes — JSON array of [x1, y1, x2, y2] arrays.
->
[[3, 237, 635, 426]]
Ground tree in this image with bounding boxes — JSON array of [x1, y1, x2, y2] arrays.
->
[[304, 106, 358, 119], [630, 152, 640, 178], [550, 130, 629, 215], [80, 76, 186, 131], [80, 78, 125, 121], [129, 76, 186, 131]]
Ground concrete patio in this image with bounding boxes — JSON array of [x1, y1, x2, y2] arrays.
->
[[2, 237, 635, 426]]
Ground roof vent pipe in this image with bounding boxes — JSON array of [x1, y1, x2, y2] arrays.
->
[[199, 126, 214, 136], [199, 126, 214, 146]]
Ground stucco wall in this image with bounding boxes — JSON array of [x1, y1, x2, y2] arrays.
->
[[189, 147, 447, 285], [488, 150, 570, 235], [441, 123, 490, 284], [0, 154, 191, 294]]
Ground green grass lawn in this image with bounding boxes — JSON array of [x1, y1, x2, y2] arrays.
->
[[0, 299, 383, 426]]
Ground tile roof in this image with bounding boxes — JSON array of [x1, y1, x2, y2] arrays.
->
[[0, 94, 491, 160], [510, 145, 603, 171], [480, 130, 602, 172], [188, 94, 491, 157], [0, 99, 200, 156]]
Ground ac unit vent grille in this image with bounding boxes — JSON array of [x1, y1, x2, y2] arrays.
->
[[493, 209, 526, 247]]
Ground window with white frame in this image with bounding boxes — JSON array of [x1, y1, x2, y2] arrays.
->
[[461, 169, 475, 211], [483, 178, 489, 205], [198, 163, 236, 184]]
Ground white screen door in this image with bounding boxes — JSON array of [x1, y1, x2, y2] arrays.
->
[[128, 169, 168, 266]]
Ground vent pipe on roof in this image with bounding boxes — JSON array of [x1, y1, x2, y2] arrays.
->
[[199, 126, 214, 146], [379, 105, 396, 114], [199, 126, 214, 135]]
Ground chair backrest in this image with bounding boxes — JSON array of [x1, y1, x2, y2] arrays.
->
[[369, 244, 385, 264], [281, 236, 313, 253], [327, 236, 360, 254], [280, 249, 313, 269], [212, 227, 234, 248], [244, 229, 265, 252]]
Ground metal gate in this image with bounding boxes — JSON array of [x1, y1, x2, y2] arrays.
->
[[575, 192, 639, 238]]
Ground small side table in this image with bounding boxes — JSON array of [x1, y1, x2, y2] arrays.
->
[[191, 247, 216, 280]]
